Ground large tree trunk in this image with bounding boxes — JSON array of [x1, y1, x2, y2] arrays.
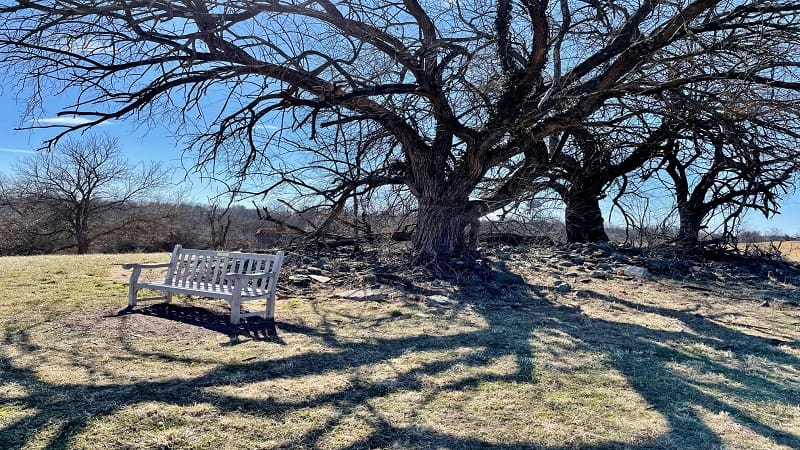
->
[[413, 198, 480, 265], [675, 206, 704, 247], [564, 189, 609, 243], [76, 230, 90, 254]]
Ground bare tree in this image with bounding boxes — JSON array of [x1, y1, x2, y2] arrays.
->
[[0, 135, 170, 254], [207, 196, 233, 250], [2, 1, 800, 263], [652, 87, 800, 247]]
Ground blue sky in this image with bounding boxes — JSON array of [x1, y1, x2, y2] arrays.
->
[[1, 88, 798, 235], [0, 90, 222, 202], [0, 90, 179, 164]]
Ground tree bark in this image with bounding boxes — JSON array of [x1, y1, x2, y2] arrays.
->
[[76, 229, 90, 254], [413, 198, 480, 265], [675, 206, 703, 247], [564, 189, 609, 243]]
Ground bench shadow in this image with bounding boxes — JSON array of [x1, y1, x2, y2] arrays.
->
[[116, 303, 300, 343]]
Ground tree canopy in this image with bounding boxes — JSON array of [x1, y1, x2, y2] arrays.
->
[[2, 0, 799, 262]]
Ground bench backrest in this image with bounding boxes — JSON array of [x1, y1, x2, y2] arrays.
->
[[164, 245, 284, 296]]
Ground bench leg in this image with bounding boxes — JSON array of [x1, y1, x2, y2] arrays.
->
[[265, 295, 276, 320], [128, 286, 139, 307], [230, 300, 241, 325], [165, 292, 173, 304], [230, 285, 242, 325], [128, 267, 142, 307]]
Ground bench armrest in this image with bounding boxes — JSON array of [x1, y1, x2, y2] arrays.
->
[[122, 262, 172, 270], [225, 271, 276, 281]]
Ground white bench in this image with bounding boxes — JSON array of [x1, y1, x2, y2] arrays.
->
[[123, 245, 285, 324]]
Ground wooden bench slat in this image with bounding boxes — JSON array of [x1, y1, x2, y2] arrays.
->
[[164, 245, 182, 284]]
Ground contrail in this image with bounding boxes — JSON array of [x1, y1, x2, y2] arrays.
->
[[0, 148, 35, 154]]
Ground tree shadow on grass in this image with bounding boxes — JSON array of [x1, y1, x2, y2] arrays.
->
[[1, 275, 799, 449], [549, 288, 800, 449]]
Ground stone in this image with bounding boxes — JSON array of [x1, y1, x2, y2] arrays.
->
[[608, 252, 631, 264], [553, 280, 572, 293], [334, 288, 389, 301], [645, 258, 672, 272], [308, 274, 331, 284], [597, 262, 613, 271], [619, 265, 651, 278], [306, 266, 324, 275], [491, 269, 525, 284], [288, 275, 310, 287], [589, 271, 607, 280], [767, 271, 782, 281], [427, 294, 454, 305], [494, 251, 512, 261], [363, 274, 378, 284], [432, 279, 453, 288]]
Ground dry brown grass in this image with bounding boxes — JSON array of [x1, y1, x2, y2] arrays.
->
[[739, 241, 800, 262], [1, 251, 799, 449], [776, 241, 800, 262]]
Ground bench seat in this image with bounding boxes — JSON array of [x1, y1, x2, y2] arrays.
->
[[135, 281, 277, 299]]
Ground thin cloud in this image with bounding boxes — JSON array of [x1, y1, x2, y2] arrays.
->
[[31, 117, 115, 126], [0, 147, 36, 154]]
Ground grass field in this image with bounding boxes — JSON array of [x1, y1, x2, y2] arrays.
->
[[1, 252, 799, 449]]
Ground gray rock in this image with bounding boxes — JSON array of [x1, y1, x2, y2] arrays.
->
[[597, 262, 613, 271], [620, 265, 651, 278], [288, 275, 310, 287], [427, 294, 454, 305], [645, 258, 672, 272], [495, 251, 512, 261], [492, 269, 525, 284], [553, 280, 572, 293], [335, 288, 389, 301], [306, 266, 324, 275], [608, 252, 631, 264], [308, 274, 331, 284], [590, 271, 607, 280], [362, 274, 378, 284]]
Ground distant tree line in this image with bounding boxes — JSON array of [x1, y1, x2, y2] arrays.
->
[[0, 136, 270, 255]]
